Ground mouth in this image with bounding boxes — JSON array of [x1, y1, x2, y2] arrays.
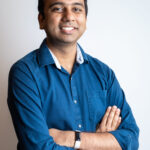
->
[[60, 26, 78, 34]]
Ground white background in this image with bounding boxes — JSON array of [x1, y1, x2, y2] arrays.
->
[[0, 0, 150, 149]]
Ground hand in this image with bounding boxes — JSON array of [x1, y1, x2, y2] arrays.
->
[[49, 128, 74, 147], [96, 106, 121, 133]]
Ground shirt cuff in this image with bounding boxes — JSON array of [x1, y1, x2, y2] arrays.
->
[[109, 129, 139, 150]]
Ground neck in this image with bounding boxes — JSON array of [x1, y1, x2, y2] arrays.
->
[[46, 38, 77, 74]]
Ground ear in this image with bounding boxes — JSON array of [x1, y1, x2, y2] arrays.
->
[[38, 13, 45, 29]]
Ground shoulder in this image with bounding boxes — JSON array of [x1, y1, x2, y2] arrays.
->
[[9, 49, 38, 79], [86, 53, 115, 78]]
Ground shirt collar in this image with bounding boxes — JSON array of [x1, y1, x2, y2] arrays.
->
[[49, 50, 61, 69], [38, 39, 89, 67], [49, 44, 84, 70], [37, 39, 55, 67]]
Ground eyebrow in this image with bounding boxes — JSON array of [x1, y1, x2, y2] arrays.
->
[[49, 2, 84, 8]]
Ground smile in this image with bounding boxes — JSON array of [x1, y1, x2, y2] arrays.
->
[[61, 27, 74, 31], [60, 26, 78, 34]]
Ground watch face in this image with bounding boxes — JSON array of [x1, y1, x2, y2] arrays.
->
[[74, 141, 81, 149]]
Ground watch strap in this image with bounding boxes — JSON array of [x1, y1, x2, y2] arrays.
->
[[74, 131, 81, 149]]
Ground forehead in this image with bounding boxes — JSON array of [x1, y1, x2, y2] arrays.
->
[[44, 0, 85, 6]]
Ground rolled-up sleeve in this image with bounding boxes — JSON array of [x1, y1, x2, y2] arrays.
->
[[7, 61, 74, 150], [107, 70, 139, 150]]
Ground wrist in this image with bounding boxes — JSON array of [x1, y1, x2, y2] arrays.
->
[[65, 131, 75, 147]]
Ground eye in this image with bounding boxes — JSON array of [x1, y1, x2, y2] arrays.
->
[[73, 7, 82, 13], [52, 7, 63, 12]]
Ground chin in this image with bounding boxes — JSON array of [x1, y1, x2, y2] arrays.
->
[[58, 38, 78, 45], [59, 40, 77, 45]]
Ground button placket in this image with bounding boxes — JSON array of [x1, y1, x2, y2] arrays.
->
[[70, 75, 83, 131]]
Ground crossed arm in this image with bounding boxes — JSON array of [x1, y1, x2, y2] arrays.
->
[[8, 64, 139, 150], [49, 106, 122, 150]]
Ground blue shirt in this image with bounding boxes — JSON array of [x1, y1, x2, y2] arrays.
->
[[8, 39, 139, 150]]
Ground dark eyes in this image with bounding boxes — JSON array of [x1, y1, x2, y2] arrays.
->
[[73, 7, 82, 12], [52, 7, 63, 12], [51, 7, 83, 13]]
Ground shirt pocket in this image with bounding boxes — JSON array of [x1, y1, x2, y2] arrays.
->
[[87, 90, 107, 125]]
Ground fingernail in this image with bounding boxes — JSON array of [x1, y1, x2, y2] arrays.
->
[[117, 108, 120, 112], [108, 106, 111, 109], [113, 105, 117, 109]]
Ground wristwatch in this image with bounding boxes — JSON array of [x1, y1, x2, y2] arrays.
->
[[74, 130, 81, 149]]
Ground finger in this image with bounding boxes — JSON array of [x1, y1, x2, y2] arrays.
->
[[49, 129, 51, 135], [116, 117, 122, 129], [101, 106, 112, 126], [97, 106, 112, 132], [106, 105, 117, 130], [111, 108, 121, 130]]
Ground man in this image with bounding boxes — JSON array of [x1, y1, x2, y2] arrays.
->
[[7, 0, 139, 149]]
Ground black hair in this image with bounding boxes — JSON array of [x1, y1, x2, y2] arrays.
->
[[38, 0, 88, 17]]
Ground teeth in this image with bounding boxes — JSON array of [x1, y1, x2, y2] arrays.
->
[[62, 27, 74, 31]]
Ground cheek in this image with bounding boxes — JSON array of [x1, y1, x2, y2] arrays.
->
[[79, 20, 86, 32], [77, 16, 87, 28], [46, 15, 60, 27]]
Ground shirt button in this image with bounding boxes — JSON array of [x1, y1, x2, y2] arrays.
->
[[78, 124, 82, 128], [74, 100, 77, 104]]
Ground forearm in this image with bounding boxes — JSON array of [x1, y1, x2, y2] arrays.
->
[[80, 132, 122, 150], [52, 130, 122, 150], [49, 106, 122, 150]]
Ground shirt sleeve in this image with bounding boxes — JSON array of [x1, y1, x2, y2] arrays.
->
[[106, 70, 139, 150], [7, 61, 74, 150]]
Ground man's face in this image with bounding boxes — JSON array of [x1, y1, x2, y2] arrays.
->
[[39, 0, 87, 45]]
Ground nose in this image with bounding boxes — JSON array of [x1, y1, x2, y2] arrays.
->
[[62, 9, 75, 22]]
